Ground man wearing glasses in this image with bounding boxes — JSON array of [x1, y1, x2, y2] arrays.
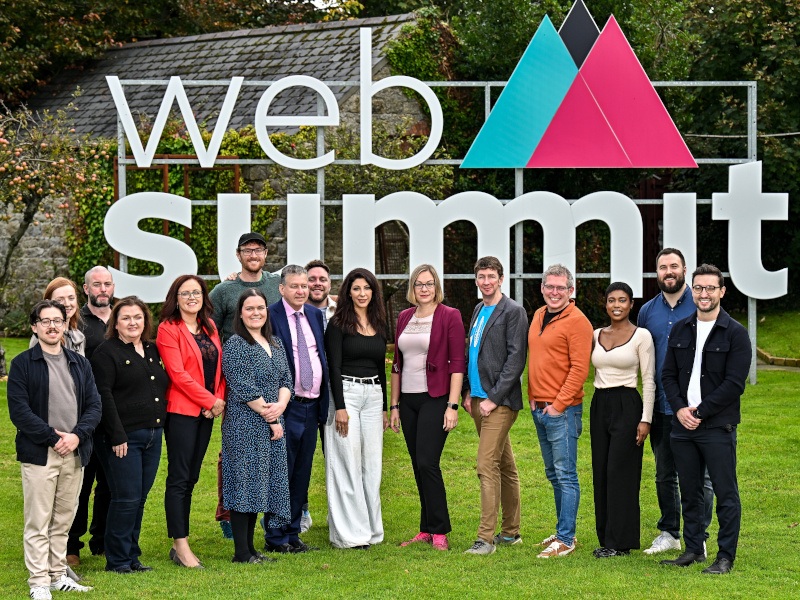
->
[[637, 248, 714, 556], [527, 264, 593, 558], [660, 264, 750, 575], [209, 232, 281, 538], [210, 232, 281, 342], [8, 300, 101, 598]]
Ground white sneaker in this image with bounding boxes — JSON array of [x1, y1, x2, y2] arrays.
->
[[643, 531, 682, 555], [300, 510, 312, 534], [537, 540, 575, 558], [540, 533, 577, 546], [49, 574, 93, 592], [464, 539, 496, 555], [29, 587, 52, 600]]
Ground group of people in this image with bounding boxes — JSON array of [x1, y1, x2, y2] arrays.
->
[[7, 237, 751, 599], [457, 250, 749, 579]]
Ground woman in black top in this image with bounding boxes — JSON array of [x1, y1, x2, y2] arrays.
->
[[92, 296, 169, 573], [324, 268, 388, 549]]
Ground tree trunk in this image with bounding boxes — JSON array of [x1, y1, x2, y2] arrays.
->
[[0, 193, 39, 304]]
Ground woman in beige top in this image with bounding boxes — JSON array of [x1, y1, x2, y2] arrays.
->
[[590, 281, 655, 558]]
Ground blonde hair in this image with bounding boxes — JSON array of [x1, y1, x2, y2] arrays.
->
[[43, 277, 81, 331], [406, 264, 444, 305]]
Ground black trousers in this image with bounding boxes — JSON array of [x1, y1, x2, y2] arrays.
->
[[67, 449, 110, 555], [672, 424, 740, 561], [590, 387, 644, 550], [164, 413, 214, 539], [399, 392, 451, 534]]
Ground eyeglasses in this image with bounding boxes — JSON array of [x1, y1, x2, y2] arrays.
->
[[37, 318, 65, 327], [414, 282, 435, 290], [178, 290, 203, 299], [692, 285, 719, 294], [542, 284, 570, 293], [239, 248, 266, 257]]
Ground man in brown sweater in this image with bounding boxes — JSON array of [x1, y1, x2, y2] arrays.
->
[[527, 264, 593, 558]]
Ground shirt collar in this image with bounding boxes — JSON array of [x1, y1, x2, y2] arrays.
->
[[282, 298, 304, 317]]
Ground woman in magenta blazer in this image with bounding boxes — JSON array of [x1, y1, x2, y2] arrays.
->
[[390, 264, 465, 551], [157, 275, 226, 569]]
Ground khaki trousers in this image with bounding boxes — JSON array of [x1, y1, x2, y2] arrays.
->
[[470, 403, 521, 543], [21, 448, 83, 588]]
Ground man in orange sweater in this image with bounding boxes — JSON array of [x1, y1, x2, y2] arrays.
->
[[527, 264, 593, 558]]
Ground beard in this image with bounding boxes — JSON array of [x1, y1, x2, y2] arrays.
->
[[89, 292, 112, 308], [657, 272, 685, 294]]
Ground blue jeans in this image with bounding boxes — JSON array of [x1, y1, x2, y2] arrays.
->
[[532, 405, 582, 546], [98, 428, 162, 570]]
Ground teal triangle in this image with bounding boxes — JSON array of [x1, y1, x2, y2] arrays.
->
[[462, 16, 578, 169]]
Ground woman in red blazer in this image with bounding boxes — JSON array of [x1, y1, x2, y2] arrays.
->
[[157, 275, 225, 569], [390, 264, 465, 551]]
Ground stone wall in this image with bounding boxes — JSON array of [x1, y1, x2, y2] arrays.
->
[[0, 200, 71, 333]]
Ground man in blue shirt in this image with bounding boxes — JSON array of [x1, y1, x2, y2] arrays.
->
[[637, 248, 713, 555], [462, 256, 528, 555]]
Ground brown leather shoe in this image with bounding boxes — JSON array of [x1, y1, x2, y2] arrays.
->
[[66, 554, 80, 567]]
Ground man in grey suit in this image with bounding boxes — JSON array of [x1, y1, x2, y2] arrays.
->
[[462, 256, 528, 555]]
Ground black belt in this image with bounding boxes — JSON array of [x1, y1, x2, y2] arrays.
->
[[294, 396, 319, 404]]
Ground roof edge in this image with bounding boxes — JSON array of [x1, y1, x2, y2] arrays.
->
[[110, 13, 416, 51]]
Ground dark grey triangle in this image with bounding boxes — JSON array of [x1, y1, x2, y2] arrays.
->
[[559, 0, 600, 68]]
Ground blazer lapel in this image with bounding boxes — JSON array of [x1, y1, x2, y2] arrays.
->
[[270, 303, 294, 376], [478, 296, 507, 353], [179, 321, 203, 368]]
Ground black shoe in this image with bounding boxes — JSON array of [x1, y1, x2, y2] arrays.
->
[[232, 555, 265, 564], [130, 563, 153, 572], [702, 557, 733, 574], [106, 566, 133, 574], [660, 551, 706, 566], [264, 542, 294, 554], [353, 545, 370, 550], [594, 547, 630, 558], [170, 548, 204, 569], [254, 552, 277, 563], [289, 539, 319, 553]]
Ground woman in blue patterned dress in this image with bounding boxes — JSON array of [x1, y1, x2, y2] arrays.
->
[[221, 289, 293, 564]]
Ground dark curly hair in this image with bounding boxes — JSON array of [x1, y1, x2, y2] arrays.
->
[[330, 268, 387, 337]]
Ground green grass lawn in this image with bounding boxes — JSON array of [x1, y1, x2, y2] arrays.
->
[[747, 311, 800, 358], [1, 340, 799, 598]]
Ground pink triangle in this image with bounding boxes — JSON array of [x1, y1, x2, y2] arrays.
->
[[527, 73, 631, 167], [580, 16, 697, 168]]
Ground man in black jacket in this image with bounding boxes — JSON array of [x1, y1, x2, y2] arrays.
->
[[8, 300, 102, 598], [660, 264, 751, 575]]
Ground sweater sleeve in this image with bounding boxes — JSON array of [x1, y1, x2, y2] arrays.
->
[[637, 328, 656, 423], [552, 313, 594, 413]]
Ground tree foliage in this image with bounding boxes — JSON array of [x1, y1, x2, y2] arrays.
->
[[0, 1, 326, 103], [0, 99, 110, 309]]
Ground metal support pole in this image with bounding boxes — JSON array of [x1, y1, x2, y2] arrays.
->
[[514, 169, 524, 303], [317, 96, 326, 260], [117, 116, 128, 273], [747, 82, 758, 385]]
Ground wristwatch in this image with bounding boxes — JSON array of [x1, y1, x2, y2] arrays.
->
[[447, 403, 459, 411]]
